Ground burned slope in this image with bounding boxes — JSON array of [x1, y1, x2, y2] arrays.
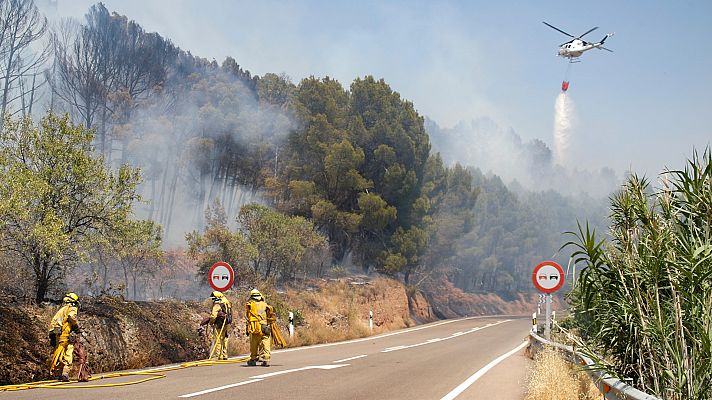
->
[[0, 296, 208, 385]]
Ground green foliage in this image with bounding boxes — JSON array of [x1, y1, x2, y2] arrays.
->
[[564, 149, 712, 399], [187, 201, 327, 284], [238, 203, 327, 280], [186, 199, 255, 279], [0, 113, 146, 302], [446, 168, 607, 297], [270, 75, 476, 281], [111, 219, 165, 299]]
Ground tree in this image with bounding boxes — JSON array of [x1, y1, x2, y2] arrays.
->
[[114, 219, 163, 300], [187, 201, 327, 285], [186, 199, 255, 280], [0, 112, 145, 302], [50, 4, 176, 156], [238, 203, 327, 281], [50, 17, 110, 137], [0, 0, 49, 119]]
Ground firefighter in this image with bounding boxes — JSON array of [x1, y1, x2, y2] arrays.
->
[[48, 292, 81, 381], [245, 288, 273, 366], [200, 291, 232, 360]]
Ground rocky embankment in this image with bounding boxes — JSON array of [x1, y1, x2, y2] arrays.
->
[[0, 276, 545, 385], [0, 297, 209, 385]]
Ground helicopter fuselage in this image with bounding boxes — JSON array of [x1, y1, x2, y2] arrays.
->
[[558, 39, 601, 59]]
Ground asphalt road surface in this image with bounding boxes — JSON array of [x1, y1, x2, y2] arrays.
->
[[5, 316, 531, 400]]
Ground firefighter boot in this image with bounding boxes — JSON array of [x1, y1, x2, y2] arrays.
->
[[247, 359, 257, 366]]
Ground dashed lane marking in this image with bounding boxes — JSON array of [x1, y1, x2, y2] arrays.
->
[[178, 379, 263, 398], [333, 355, 367, 363], [381, 320, 511, 353], [177, 365, 349, 398], [272, 315, 522, 355], [250, 364, 348, 379]]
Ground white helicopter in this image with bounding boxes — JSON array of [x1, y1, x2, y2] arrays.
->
[[543, 22, 613, 62]]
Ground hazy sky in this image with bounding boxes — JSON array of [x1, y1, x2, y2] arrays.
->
[[52, 0, 711, 178]]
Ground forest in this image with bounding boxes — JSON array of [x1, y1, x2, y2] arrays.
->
[[0, 1, 609, 303]]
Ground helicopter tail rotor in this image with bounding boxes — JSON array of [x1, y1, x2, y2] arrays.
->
[[598, 34, 614, 51], [600, 33, 613, 44]]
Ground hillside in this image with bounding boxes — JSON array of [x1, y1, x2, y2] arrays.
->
[[0, 276, 543, 385]]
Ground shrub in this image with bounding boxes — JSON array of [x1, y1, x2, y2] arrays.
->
[[565, 149, 712, 399]]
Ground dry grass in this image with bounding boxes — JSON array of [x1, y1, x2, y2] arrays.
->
[[226, 335, 249, 357], [526, 346, 599, 400], [282, 277, 412, 347]]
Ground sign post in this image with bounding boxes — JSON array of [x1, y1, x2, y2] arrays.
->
[[208, 262, 235, 292], [532, 261, 564, 340]]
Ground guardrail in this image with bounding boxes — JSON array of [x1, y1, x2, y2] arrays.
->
[[528, 332, 661, 400]]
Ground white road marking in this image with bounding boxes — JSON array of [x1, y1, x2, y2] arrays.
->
[[272, 315, 520, 355], [178, 364, 349, 397], [333, 354, 367, 363], [178, 379, 263, 398], [381, 320, 511, 353], [250, 364, 348, 379], [128, 315, 520, 376], [439, 340, 529, 400]]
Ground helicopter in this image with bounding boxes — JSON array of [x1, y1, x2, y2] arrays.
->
[[543, 21, 613, 62]]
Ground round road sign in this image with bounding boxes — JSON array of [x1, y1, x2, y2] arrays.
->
[[532, 261, 564, 293], [208, 262, 234, 292]]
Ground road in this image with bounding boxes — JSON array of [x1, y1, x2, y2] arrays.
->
[[5, 316, 531, 400]]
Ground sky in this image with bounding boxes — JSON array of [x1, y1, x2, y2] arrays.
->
[[49, 0, 712, 179]]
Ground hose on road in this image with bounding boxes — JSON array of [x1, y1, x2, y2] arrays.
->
[[0, 356, 251, 392], [2, 321, 249, 395]]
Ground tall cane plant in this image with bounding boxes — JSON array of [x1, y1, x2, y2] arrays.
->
[[565, 149, 712, 400]]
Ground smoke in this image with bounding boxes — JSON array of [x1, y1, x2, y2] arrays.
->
[[122, 64, 297, 246], [553, 93, 575, 166], [426, 116, 618, 198]]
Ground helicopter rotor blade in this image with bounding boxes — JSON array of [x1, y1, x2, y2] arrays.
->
[[599, 46, 614, 52], [543, 21, 575, 38], [579, 26, 599, 38]]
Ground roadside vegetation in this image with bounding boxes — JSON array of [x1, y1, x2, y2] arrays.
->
[[525, 346, 599, 400], [565, 149, 712, 399]]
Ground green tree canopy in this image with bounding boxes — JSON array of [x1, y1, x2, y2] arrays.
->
[[0, 113, 147, 302], [187, 201, 327, 285]]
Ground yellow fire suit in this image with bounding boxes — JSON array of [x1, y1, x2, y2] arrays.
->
[[48, 303, 79, 378], [209, 298, 231, 360], [246, 298, 271, 362]]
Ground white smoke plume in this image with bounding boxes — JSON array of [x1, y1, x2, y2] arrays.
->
[[554, 93, 574, 166]]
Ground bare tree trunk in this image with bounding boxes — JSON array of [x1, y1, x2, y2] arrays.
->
[[1, 46, 18, 117], [132, 270, 138, 300], [0, 0, 48, 119], [100, 107, 107, 156], [164, 166, 180, 235], [123, 264, 129, 299], [148, 175, 157, 220], [25, 72, 38, 116], [99, 251, 109, 293], [157, 160, 170, 225]]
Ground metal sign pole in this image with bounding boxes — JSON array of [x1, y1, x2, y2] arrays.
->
[[545, 294, 552, 340]]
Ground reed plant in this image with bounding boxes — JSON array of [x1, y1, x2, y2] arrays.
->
[[564, 149, 712, 399]]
